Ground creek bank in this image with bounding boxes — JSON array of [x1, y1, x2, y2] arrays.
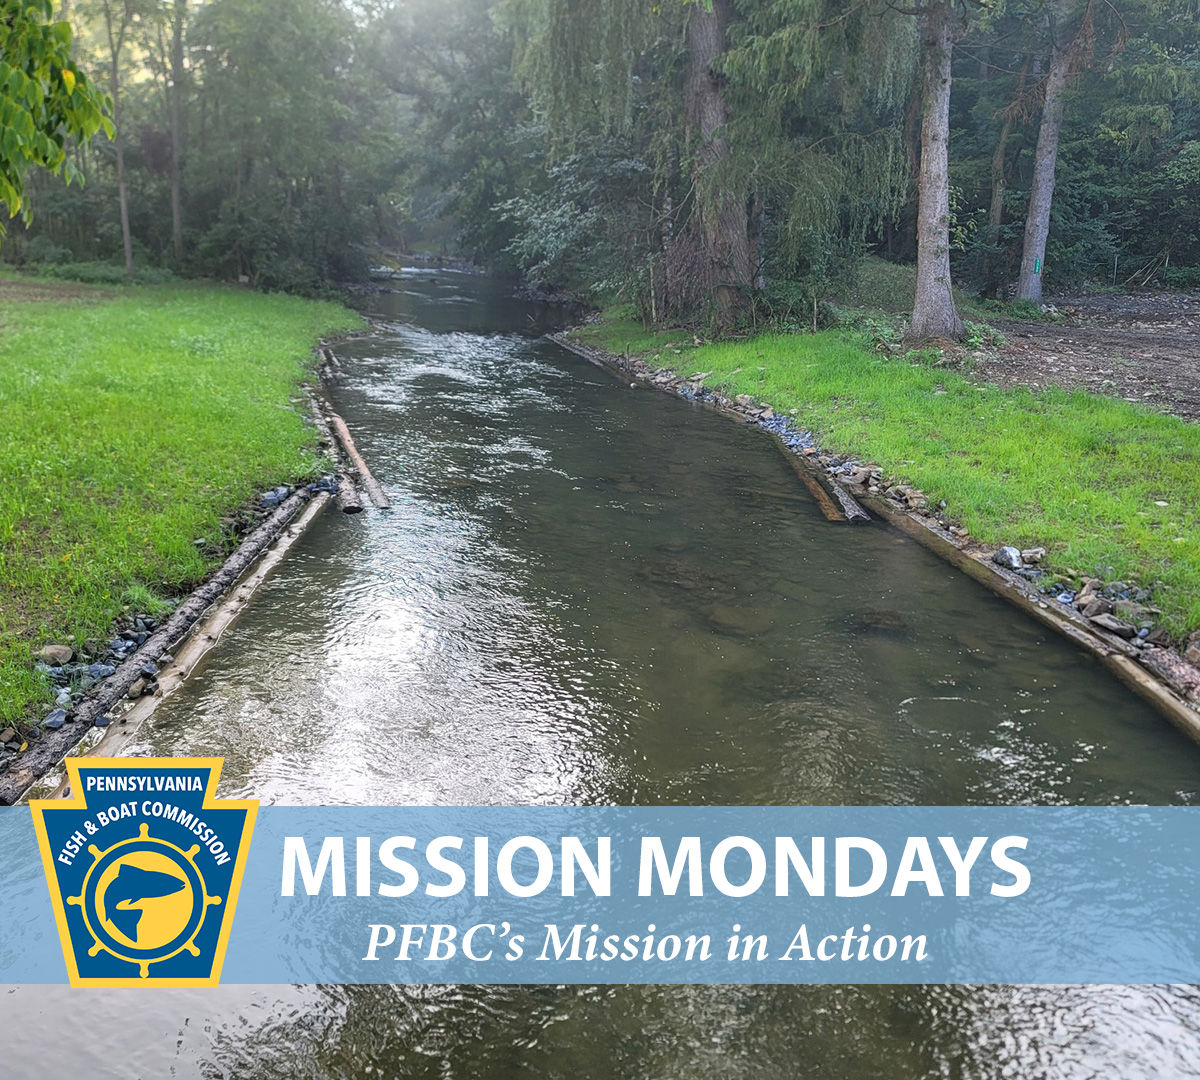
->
[[552, 331, 1200, 740], [0, 481, 336, 803], [0, 330, 385, 801]]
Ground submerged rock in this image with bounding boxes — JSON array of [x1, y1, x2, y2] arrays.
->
[[705, 604, 775, 636], [853, 609, 912, 636]]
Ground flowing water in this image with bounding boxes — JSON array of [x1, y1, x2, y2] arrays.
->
[[7, 271, 1200, 1078]]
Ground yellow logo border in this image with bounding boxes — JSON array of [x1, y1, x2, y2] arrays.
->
[[30, 757, 258, 989]]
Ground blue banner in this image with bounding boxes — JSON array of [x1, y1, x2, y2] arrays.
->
[[4, 797, 1199, 985]]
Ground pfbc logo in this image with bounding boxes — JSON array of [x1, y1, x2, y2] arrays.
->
[[30, 758, 257, 988]]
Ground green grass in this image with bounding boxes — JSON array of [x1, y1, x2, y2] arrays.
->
[[0, 275, 361, 725], [574, 310, 1200, 639]]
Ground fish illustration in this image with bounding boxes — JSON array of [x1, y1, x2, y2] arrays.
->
[[105, 863, 188, 942]]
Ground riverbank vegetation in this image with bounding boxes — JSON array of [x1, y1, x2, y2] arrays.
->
[[573, 309, 1200, 638], [0, 277, 359, 724]]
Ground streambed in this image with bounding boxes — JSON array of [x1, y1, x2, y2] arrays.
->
[[6, 271, 1200, 1078]]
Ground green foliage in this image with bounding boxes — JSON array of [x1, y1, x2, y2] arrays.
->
[[0, 0, 110, 236], [0, 275, 360, 723], [1164, 265, 1200, 288], [32, 259, 175, 284]]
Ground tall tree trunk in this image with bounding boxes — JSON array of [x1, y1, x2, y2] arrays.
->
[[981, 55, 1030, 291], [104, 0, 134, 281], [988, 57, 1030, 231], [169, 0, 186, 267], [683, 0, 753, 327], [111, 73, 134, 281], [910, 0, 963, 340], [1016, 1, 1077, 302]]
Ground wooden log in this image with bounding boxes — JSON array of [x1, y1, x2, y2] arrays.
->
[[783, 465, 844, 522], [0, 489, 320, 805], [825, 479, 872, 524], [45, 492, 334, 781], [328, 410, 391, 509], [310, 401, 363, 514]]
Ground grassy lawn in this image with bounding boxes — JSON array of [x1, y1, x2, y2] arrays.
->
[[0, 275, 361, 724], [573, 310, 1200, 640]]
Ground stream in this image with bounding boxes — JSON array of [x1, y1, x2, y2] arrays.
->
[[6, 270, 1200, 1078]]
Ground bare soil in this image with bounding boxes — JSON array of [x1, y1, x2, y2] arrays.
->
[[975, 290, 1200, 421], [0, 277, 112, 305]]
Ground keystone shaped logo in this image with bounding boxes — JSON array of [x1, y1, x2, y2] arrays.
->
[[31, 758, 257, 988]]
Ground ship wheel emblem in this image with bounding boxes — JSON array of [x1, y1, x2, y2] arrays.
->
[[67, 823, 223, 978]]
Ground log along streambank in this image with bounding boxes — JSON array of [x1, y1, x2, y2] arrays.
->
[[7, 269, 1200, 1079]]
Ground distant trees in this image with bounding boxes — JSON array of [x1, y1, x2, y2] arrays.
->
[[6, 0, 1200, 322]]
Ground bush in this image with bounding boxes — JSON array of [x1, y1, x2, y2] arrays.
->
[[23, 235, 73, 265], [1163, 266, 1200, 290], [35, 262, 178, 286]]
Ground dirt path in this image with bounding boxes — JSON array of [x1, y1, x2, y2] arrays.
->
[[973, 290, 1200, 421]]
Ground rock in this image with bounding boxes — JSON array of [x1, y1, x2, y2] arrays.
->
[[139, 662, 159, 679], [36, 644, 73, 666], [884, 484, 926, 510], [0, 727, 16, 745], [1113, 599, 1150, 622], [1146, 627, 1171, 646], [3, 741, 19, 752], [1075, 579, 1100, 606], [992, 546, 1023, 572], [854, 609, 911, 636], [126, 678, 147, 699], [1020, 547, 1046, 565], [88, 662, 117, 679], [1185, 643, 1200, 666], [1089, 612, 1137, 638], [94, 714, 112, 728], [43, 709, 68, 730], [55, 689, 72, 706], [1082, 597, 1114, 618], [843, 465, 874, 487], [705, 604, 776, 636]]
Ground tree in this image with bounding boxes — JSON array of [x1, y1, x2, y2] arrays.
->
[[0, 0, 110, 239], [512, 0, 756, 326], [166, 0, 186, 265], [910, 0, 965, 339], [93, 0, 136, 278], [1015, 0, 1096, 301], [681, 0, 755, 324]]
